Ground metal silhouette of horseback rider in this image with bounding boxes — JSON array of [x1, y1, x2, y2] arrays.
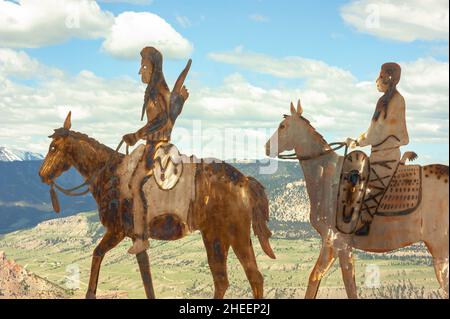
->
[[122, 47, 191, 254], [347, 62, 414, 236]]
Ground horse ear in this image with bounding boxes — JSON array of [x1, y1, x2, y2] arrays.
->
[[63, 111, 72, 130], [290, 102, 296, 116], [297, 99, 303, 115]]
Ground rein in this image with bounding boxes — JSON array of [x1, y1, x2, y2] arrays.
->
[[49, 139, 127, 213], [278, 142, 347, 161]]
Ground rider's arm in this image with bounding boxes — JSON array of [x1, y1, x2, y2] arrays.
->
[[168, 59, 191, 124], [169, 90, 187, 124], [135, 110, 169, 140], [133, 95, 169, 140], [394, 94, 409, 146], [358, 93, 409, 148]]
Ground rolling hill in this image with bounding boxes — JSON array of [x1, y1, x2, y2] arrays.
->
[[0, 211, 444, 299]]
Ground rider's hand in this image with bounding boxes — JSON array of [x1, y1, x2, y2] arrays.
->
[[180, 85, 189, 101], [123, 133, 138, 147], [356, 132, 366, 145], [345, 137, 358, 149]]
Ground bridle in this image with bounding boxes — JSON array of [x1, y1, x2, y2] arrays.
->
[[48, 139, 128, 213], [277, 142, 348, 161]]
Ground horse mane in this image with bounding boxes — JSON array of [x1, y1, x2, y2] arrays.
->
[[71, 131, 117, 153], [283, 114, 329, 147], [69, 131, 124, 158], [301, 116, 328, 146], [50, 127, 122, 158]]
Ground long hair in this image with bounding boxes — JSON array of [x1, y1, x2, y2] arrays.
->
[[372, 62, 401, 121], [140, 47, 169, 121]]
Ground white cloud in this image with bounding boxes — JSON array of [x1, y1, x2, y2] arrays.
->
[[0, 48, 63, 79], [340, 0, 449, 42], [0, 1, 193, 61], [0, 0, 114, 48], [206, 49, 449, 148], [102, 12, 193, 59], [97, 0, 153, 4], [0, 51, 143, 154], [0, 50, 447, 163], [209, 47, 356, 84]]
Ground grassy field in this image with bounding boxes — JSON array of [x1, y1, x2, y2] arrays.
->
[[0, 211, 444, 299]]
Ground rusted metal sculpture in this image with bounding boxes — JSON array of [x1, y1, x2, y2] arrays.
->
[[39, 112, 275, 299], [38, 46, 275, 299], [122, 47, 192, 255], [266, 95, 448, 298]]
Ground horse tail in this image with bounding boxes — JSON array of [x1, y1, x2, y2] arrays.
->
[[247, 176, 276, 259]]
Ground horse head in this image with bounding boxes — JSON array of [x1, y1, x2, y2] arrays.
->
[[265, 99, 318, 158], [39, 112, 73, 185]]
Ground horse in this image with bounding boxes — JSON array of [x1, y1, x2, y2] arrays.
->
[[38, 112, 276, 299], [265, 100, 449, 299]]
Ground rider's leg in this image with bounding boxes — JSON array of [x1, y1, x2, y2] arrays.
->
[[128, 153, 151, 255], [355, 147, 400, 236]]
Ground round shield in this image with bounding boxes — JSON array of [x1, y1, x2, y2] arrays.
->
[[153, 143, 184, 190], [335, 150, 370, 234]]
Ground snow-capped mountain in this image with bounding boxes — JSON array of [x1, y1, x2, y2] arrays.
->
[[0, 146, 44, 161]]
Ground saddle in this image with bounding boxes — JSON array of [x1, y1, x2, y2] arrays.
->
[[117, 142, 197, 240], [376, 165, 421, 216], [336, 151, 422, 234]]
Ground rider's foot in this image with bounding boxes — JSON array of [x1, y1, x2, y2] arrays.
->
[[128, 238, 149, 255], [355, 222, 371, 236]]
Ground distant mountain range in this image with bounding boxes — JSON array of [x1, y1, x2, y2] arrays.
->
[[0, 161, 96, 233], [0, 146, 44, 162], [0, 151, 308, 234]]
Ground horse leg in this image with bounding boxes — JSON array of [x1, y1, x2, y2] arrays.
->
[[86, 230, 124, 299], [432, 257, 449, 298], [338, 248, 358, 299], [305, 243, 336, 299], [136, 250, 156, 299], [201, 229, 230, 299], [232, 239, 264, 299], [425, 241, 449, 298]]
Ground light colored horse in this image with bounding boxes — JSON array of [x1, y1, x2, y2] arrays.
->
[[265, 100, 449, 299]]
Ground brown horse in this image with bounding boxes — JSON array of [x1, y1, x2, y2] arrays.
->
[[39, 112, 275, 299]]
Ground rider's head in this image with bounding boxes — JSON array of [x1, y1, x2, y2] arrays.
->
[[373, 62, 401, 121], [139, 47, 163, 84], [139, 47, 169, 121], [376, 62, 401, 93]]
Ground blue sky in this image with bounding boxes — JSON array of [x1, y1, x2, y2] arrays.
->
[[0, 0, 448, 163], [24, 0, 447, 82]]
